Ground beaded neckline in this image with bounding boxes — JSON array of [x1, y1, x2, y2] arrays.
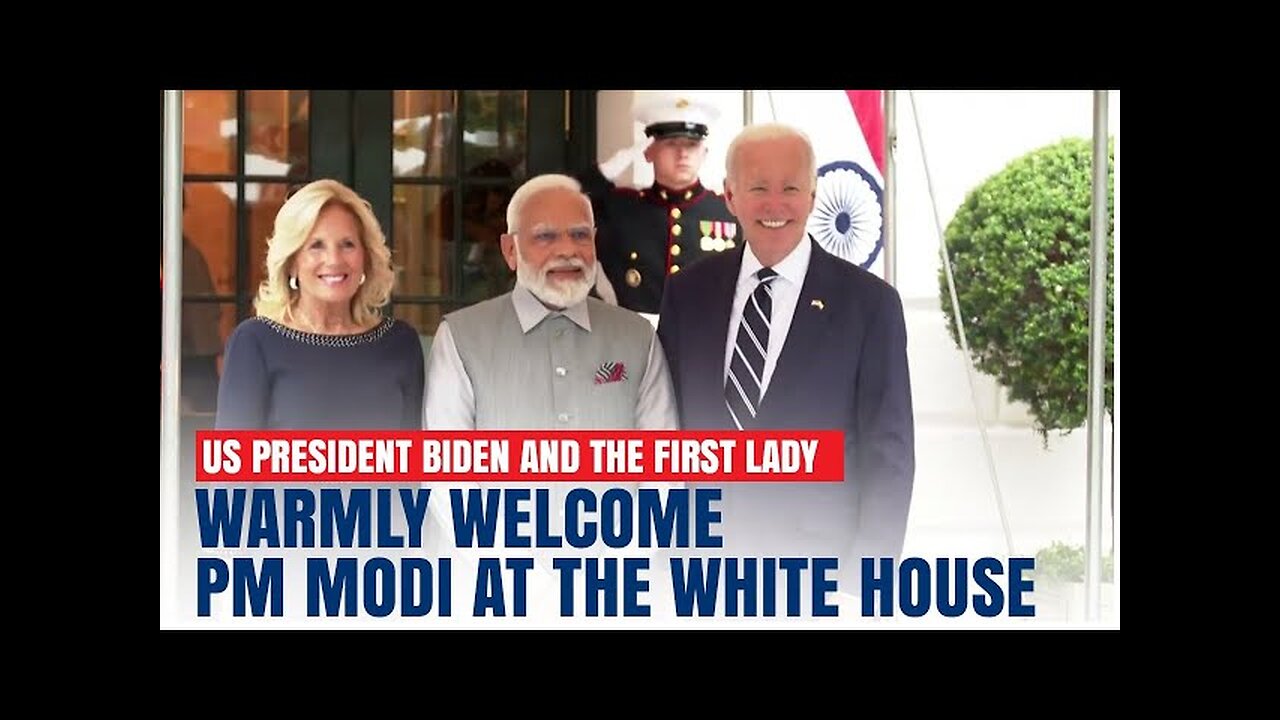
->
[[256, 316, 395, 347]]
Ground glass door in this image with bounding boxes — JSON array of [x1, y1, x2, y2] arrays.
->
[[175, 89, 593, 413], [366, 90, 584, 340], [386, 90, 531, 338]]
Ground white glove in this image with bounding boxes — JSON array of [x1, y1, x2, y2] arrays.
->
[[593, 261, 618, 305], [598, 137, 652, 182]]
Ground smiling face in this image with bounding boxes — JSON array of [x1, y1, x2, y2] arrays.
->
[[724, 134, 816, 266], [290, 202, 366, 307], [500, 186, 597, 309]]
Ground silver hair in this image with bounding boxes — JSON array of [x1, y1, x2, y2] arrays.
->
[[725, 123, 817, 186], [505, 173, 592, 234]]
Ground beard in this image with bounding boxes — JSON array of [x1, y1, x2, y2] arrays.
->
[[516, 252, 596, 309]]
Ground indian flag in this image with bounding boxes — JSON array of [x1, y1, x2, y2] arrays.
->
[[756, 90, 886, 278]]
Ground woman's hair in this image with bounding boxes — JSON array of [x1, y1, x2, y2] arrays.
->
[[254, 179, 395, 328]]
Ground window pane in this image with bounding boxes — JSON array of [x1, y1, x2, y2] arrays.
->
[[183, 181, 237, 296], [181, 301, 235, 415], [183, 90, 236, 175], [394, 303, 457, 341], [247, 182, 291, 296], [246, 90, 309, 177], [394, 184, 452, 300], [394, 90, 456, 178], [462, 91, 526, 179], [459, 180, 515, 305]]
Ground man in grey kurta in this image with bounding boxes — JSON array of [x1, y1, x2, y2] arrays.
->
[[424, 172, 677, 431], [424, 282, 675, 430], [423, 173, 678, 616]]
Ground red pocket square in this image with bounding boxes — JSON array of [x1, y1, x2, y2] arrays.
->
[[594, 362, 628, 384]]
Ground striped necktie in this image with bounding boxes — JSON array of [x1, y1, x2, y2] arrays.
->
[[725, 267, 779, 430]]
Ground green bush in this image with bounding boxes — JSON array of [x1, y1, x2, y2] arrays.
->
[[1033, 541, 1114, 585], [940, 138, 1114, 439]]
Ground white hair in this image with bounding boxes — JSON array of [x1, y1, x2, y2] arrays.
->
[[514, 241, 596, 308], [725, 123, 817, 185], [505, 173, 591, 235]]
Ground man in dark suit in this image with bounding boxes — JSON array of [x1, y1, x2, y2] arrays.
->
[[657, 123, 914, 591]]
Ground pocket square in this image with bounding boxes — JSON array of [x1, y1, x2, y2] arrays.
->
[[594, 361, 628, 385]]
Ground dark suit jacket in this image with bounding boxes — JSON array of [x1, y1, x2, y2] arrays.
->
[[657, 239, 915, 578]]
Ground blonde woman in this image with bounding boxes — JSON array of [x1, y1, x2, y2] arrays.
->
[[215, 179, 423, 429]]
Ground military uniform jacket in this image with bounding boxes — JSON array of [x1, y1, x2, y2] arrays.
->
[[584, 166, 740, 314]]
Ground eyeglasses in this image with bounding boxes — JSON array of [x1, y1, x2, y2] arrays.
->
[[520, 226, 595, 245]]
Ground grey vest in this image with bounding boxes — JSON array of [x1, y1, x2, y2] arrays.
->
[[445, 294, 655, 430]]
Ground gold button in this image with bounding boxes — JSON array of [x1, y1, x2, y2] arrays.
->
[[670, 244, 681, 257], [669, 265, 680, 274], [625, 268, 641, 287], [671, 224, 682, 236], [670, 207, 682, 219], [629, 251, 638, 261]]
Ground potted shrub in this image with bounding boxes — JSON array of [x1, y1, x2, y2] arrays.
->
[[1031, 541, 1115, 621], [939, 137, 1115, 441]]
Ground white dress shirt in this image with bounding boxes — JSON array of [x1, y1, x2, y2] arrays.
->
[[722, 235, 812, 399]]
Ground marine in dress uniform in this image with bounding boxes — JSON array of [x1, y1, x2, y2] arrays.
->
[[582, 96, 740, 315]]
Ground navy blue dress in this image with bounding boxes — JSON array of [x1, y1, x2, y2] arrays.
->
[[214, 316, 424, 430]]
